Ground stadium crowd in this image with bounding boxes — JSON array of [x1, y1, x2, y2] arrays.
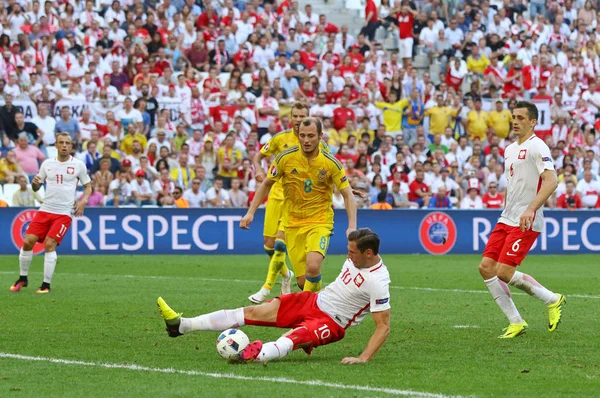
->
[[0, 0, 600, 210]]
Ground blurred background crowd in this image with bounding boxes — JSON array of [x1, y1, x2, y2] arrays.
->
[[0, 0, 599, 210]]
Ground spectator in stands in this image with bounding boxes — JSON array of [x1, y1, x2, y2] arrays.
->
[[429, 186, 452, 209], [206, 176, 231, 208], [153, 169, 176, 206], [184, 177, 207, 208], [408, 170, 430, 208], [228, 177, 248, 208], [0, 150, 23, 184], [13, 133, 45, 176], [173, 186, 190, 208], [54, 106, 81, 143], [0, 94, 19, 143], [107, 173, 133, 207], [482, 182, 504, 209], [121, 124, 148, 156], [31, 104, 57, 148], [12, 175, 43, 207], [557, 181, 582, 210], [131, 169, 156, 207], [577, 170, 600, 208], [217, 133, 242, 188], [461, 183, 484, 209], [372, 191, 393, 210], [171, 153, 195, 189]]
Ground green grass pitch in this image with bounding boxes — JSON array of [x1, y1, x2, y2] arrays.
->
[[1, 254, 599, 397]]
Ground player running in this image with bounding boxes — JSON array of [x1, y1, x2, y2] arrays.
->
[[478, 101, 566, 338], [9, 132, 91, 294], [241, 117, 357, 292], [248, 102, 330, 304], [158, 228, 390, 364]]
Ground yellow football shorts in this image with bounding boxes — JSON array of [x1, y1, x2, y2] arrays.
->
[[263, 198, 284, 238], [285, 224, 332, 277]]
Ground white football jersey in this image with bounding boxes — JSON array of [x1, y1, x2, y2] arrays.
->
[[500, 135, 555, 232], [317, 258, 391, 329], [37, 157, 91, 216]]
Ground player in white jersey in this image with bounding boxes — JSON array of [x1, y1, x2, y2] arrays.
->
[[157, 229, 391, 364], [478, 101, 566, 339], [9, 133, 91, 294]]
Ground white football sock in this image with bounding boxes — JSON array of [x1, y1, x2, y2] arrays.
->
[[19, 248, 33, 277], [508, 271, 559, 305], [179, 308, 245, 333], [256, 337, 294, 362], [485, 276, 524, 324], [43, 251, 58, 284]]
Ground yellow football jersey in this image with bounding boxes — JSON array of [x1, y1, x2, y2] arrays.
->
[[268, 146, 350, 228], [260, 130, 330, 201]]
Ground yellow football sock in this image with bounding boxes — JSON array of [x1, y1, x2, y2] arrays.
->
[[263, 239, 287, 291], [303, 275, 322, 292]]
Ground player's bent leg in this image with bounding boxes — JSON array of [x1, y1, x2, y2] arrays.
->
[[478, 256, 498, 280], [37, 237, 58, 294], [303, 252, 324, 292]]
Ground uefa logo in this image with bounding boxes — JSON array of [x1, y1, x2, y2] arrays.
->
[[419, 212, 457, 255], [11, 209, 45, 255]]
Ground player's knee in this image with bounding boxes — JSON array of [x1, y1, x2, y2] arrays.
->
[[274, 239, 286, 253], [263, 236, 275, 248], [496, 266, 515, 284], [305, 262, 321, 277], [478, 258, 496, 278], [44, 238, 57, 253]]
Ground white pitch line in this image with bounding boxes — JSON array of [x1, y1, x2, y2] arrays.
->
[[0, 352, 459, 398], [453, 325, 481, 329], [2, 271, 599, 299]]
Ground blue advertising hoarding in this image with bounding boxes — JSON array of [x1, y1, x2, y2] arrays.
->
[[1, 208, 600, 255]]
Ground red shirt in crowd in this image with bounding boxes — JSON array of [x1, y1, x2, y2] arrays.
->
[[408, 179, 429, 201], [333, 106, 356, 130], [482, 192, 504, 208], [365, 0, 378, 23], [300, 51, 318, 70], [556, 193, 582, 209], [397, 12, 414, 39], [197, 12, 219, 29]]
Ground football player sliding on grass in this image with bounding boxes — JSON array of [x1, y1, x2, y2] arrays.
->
[[158, 228, 390, 364]]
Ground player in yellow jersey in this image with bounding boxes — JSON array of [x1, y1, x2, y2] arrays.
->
[[248, 103, 330, 303], [241, 117, 357, 293]]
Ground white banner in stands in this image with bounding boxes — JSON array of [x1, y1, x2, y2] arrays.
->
[[52, 99, 90, 120], [0, 99, 39, 120], [157, 98, 183, 124], [532, 100, 551, 131]]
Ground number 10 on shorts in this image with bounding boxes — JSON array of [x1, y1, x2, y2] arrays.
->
[[314, 324, 331, 343]]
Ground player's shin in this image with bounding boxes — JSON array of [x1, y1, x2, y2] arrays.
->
[[179, 308, 245, 333], [263, 239, 288, 291], [303, 274, 322, 292], [508, 271, 559, 305], [484, 276, 524, 324], [255, 336, 294, 362], [43, 251, 58, 284], [19, 248, 33, 279]]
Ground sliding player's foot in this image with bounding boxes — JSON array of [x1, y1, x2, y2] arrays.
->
[[248, 288, 270, 304], [548, 294, 566, 332], [498, 321, 528, 339], [157, 297, 182, 337], [9, 278, 28, 292], [280, 270, 294, 295], [237, 341, 263, 363]]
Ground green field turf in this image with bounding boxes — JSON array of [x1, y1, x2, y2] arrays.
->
[[1, 254, 599, 397]]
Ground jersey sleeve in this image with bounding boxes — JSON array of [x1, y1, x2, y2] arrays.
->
[[78, 162, 92, 185], [37, 160, 47, 181], [267, 152, 286, 183], [535, 141, 555, 175], [332, 165, 350, 191], [260, 136, 278, 157], [369, 272, 391, 313]]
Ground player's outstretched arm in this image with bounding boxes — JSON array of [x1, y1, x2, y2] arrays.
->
[[340, 186, 358, 237], [252, 152, 267, 183], [341, 309, 390, 364], [519, 169, 558, 231], [75, 182, 92, 217], [240, 178, 274, 229]]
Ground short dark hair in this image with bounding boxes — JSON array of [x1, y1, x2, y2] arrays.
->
[[301, 117, 323, 135], [348, 228, 380, 255], [514, 101, 538, 121]]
